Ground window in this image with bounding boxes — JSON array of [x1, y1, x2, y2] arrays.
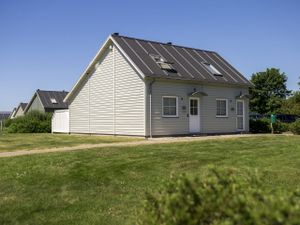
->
[[203, 62, 222, 76], [216, 99, 228, 117], [162, 96, 178, 117], [150, 54, 174, 71], [190, 99, 198, 115], [50, 98, 57, 104]]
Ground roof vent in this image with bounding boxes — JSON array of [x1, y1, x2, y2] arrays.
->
[[113, 32, 119, 36], [166, 42, 172, 45]]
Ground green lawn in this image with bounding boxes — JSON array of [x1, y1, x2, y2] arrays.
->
[[0, 133, 142, 152], [0, 135, 300, 225]]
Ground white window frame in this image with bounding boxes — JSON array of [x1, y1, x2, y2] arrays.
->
[[216, 98, 228, 118], [162, 96, 178, 117]]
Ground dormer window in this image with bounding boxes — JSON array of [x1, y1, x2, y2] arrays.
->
[[203, 62, 222, 76], [50, 98, 58, 104], [150, 54, 175, 72]]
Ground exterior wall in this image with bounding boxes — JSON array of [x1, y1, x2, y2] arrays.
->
[[146, 80, 249, 136], [27, 95, 45, 113], [68, 44, 145, 135], [14, 108, 25, 117]]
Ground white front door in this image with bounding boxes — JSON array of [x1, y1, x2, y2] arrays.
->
[[236, 100, 245, 131], [189, 97, 200, 133]]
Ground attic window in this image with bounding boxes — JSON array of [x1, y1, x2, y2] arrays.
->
[[50, 98, 58, 104], [150, 54, 175, 72], [203, 62, 222, 76]]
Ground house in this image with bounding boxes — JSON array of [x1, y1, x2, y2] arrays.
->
[[0, 111, 11, 122], [64, 33, 252, 137], [25, 89, 69, 114], [14, 102, 28, 117], [9, 108, 17, 119]]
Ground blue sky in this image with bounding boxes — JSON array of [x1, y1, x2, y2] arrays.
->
[[0, 0, 299, 111]]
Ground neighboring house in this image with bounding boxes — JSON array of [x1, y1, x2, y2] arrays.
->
[[64, 33, 252, 137], [0, 111, 11, 121], [9, 108, 17, 119], [14, 102, 28, 117], [25, 89, 69, 114]]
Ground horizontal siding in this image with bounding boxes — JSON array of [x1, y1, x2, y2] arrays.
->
[[69, 76, 90, 133], [148, 81, 249, 136], [89, 48, 114, 134], [27, 96, 45, 113], [69, 43, 145, 135], [15, 108, 24, 117], [115, 47, 145, 135]]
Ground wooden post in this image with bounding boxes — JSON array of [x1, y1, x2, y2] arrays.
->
[[271, 122, 274, 134]]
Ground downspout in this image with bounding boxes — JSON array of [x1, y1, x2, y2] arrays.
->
[[149, 79, 155, 138]]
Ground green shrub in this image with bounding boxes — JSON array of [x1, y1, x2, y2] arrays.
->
[[6, 111, 52, 133], [250, 118, 290, 133], [290, 119, 300, 135], [250, 118, 270, 133], [139, 168, 300, 225], [273, 121, 290, 133]]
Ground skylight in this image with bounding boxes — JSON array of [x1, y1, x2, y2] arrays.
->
[[150, 54, 174, 71], [203, 62, 222, 76], [50, 98, 58, 104]]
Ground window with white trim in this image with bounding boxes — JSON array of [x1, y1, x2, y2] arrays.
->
[[162, 96, 178, 117], [216, 99, 228, 117]]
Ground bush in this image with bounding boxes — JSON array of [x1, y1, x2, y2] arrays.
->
[[250, 118, 290, 133], [139, 168, 300, 225], [290, 119, 300, 135], [6, 111, 52, 133], [250, 118, 270, 133], [273, 121, 290, 133]]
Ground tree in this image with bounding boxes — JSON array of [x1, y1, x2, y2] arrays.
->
[[250, 68, 291, 114], [279, 91, 300, 116], [298, 76, 300, 89]]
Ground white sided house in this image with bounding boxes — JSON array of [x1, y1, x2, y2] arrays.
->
[[64, 34, 252, 137]]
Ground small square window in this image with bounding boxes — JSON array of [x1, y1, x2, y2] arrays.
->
[[162, 96, 178, 117], [216, 99, 228, 117]]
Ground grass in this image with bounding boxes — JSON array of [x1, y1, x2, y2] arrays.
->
[[0, 133, 142, 152], [0, 135, 300, 224]]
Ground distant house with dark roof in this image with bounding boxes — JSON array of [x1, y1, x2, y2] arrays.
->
[[64, 34, 252, 137], [24, 89, 69, 114], [0, 111, 11, 122], [14, 102, 28, 117]]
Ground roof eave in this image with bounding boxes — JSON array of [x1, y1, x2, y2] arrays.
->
[[144, 75, 252, 88]]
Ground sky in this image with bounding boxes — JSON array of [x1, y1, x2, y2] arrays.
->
[[0, 0, 299, 111]]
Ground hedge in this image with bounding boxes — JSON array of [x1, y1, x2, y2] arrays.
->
[[139, 168, 300, 225], [6, 111, 52, 133]]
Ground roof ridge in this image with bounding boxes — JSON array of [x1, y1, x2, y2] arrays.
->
[[111, 33, 217, 54], [37, 89, 69, 93]]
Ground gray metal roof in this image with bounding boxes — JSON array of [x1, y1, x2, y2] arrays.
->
[[112, 34, 251, 86], [37, 90, 69, 109], [19, 103, 28, 111]]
